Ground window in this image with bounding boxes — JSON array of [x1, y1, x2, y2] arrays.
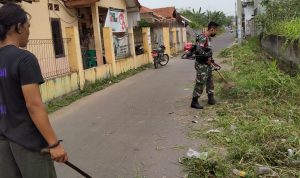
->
[[51, 19, 65, 58]]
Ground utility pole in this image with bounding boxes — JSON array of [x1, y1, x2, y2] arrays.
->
[[235, 1, 238, 39], [236, 0, 243, 43]]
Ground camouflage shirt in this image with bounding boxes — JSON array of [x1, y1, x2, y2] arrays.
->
[[197, 34, 209, 48], [194, 34, 212, 62]]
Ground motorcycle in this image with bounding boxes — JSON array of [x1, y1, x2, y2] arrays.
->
[[151, 44, 169, 69], [181, 42, 195, 59], [135, 44, 144, 55]]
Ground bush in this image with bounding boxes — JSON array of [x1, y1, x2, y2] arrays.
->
[[138, 19, 151, 27]]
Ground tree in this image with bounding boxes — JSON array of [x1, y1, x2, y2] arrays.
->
[[179, 8, 233, 29], [138, 19, 151, 28]]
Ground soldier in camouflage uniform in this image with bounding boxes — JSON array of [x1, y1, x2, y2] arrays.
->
[[191, 22, 220, 109]]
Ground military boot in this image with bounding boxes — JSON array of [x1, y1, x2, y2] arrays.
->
[[208, 93, 216, 105], [191, 97, 204, 109]]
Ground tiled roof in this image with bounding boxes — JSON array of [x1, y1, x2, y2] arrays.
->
[[152, 6, 176, 19], [140, 6, 152, 13], [140, 6, 163, 19]]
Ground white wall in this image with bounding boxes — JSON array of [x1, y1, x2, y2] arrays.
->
[[254, 0, 266, 14], [244, 5, 254, 36], [127, 11, 140, 28]]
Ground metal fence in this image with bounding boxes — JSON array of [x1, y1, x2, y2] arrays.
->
[[133, 27, 143, 45], [26, 39, 71, 79]]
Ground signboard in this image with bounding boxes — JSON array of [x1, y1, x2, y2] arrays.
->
[[113, 35, 129, 58], [105, 8, 127, 32]]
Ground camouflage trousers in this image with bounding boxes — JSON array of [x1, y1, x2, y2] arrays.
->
[[193, 62, 214, 98]]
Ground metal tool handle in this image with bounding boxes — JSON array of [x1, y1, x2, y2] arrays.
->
[[65, 161, 92, 178]]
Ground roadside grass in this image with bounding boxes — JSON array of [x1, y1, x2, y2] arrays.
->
[[47, 64, 152, 113], [181, 38, 300, 177]]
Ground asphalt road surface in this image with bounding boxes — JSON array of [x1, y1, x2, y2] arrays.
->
[[51, 31, 235, 178]]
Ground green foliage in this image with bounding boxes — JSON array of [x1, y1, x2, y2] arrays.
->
[[184, 38, 300, 177], [257, 0, 300, 40], [206, 11, 232, 27], [138, 19, 151, 27], [267, 18, 300, 40], [218, 48, 232, 58], [212, 38, 300, 177], [189, 21, 202, 29], [179, 8, 232, 29], [181, 157, 229, 178]]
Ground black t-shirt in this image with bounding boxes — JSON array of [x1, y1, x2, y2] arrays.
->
[[0, 45, 47, 151]]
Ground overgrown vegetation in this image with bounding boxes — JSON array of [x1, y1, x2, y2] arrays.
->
[[138, 19, 151, 27], [181, 157, 229, 178], [257, 0, 300, 40], [182, 38, 300, 177], [267, 18, 300, 40], [47, 64, 151, 113]]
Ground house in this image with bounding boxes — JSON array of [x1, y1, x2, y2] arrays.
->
[[140, 6, 184, 27], [126, 0, 142, 27], [140, 5, 187, 54], [152, 7, 177, 23], [152, 7, 185, 53], [17, 0, 81, 79], [0, 0, 152, 103], [64, 0, 141, 67], [140, 6, 164, 23], [242, 0, 255, 37]]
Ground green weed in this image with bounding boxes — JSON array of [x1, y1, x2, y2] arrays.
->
[[183, 38, 300, 177]]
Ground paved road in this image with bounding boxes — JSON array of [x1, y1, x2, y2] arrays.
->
[[52, 32, 235, 178]]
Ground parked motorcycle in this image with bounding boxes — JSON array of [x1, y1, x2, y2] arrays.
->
[[151, 44, 169, 69], [181, 42, 195, 59], [135, 44, 144, 55]]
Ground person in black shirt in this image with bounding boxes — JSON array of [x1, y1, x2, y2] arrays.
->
[[0, 3, 68, 178]]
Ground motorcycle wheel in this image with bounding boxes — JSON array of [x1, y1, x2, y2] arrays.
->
[[154, 58, 158, 69], [159, 54, 169, 66]]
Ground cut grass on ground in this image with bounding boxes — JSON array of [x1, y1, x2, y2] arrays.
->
[[47, 64, 151, 113], [181, 38, 300, 177]]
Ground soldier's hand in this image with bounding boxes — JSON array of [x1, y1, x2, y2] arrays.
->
[[207, 59, 212, 65]]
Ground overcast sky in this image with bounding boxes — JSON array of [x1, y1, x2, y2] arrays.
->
[[138, 0, 236, 16]]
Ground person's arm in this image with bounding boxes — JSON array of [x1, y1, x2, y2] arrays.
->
[[19, 53, 67, 162], [22, 84, 68, 162]]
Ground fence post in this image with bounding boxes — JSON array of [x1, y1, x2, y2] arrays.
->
[[162, 27, 171, 56], [103, 27, 117, 76], [128, 27, 137, 69], [66, 26, 85, 90], [91, 2, 104, 65], [172, 27, 178, 54], [178, 27, 183, 52], [142, 27, 152, 64], [182, 27, 187, 43]]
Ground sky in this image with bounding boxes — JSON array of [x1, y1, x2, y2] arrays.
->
[[138, 0, 236, 16]]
